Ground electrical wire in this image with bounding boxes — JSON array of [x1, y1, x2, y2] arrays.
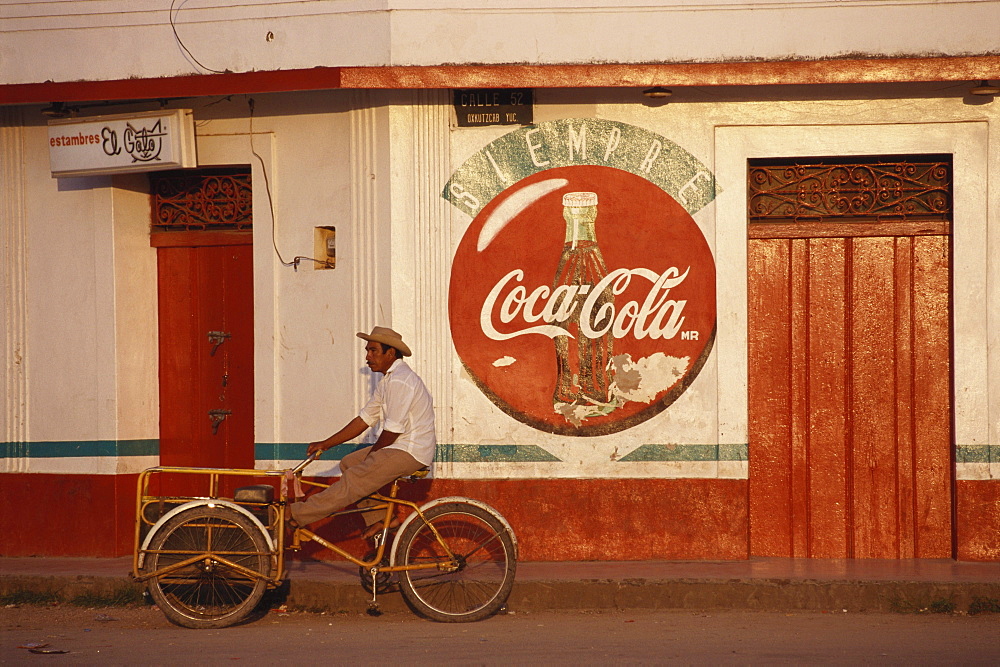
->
[[169, 0, 228, 75], [247, 96, 333, 272]]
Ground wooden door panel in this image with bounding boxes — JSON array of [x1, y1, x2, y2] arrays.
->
[[748, 238, 794, 557], [158, 246, 203, 467], [850, 236, 899, 558], [157, 244, 254, 473], [804, 237, 849, 558], [891, 238, 917, 559], [219, 244, 255, 471], [749, 234, 951, 559], [911, 236, 952, 557]]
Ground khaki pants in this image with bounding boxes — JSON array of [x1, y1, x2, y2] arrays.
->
[[290, 446, 422, 527]]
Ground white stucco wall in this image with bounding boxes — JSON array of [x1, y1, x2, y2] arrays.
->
[[0, 111, 161, 474], [3, 85, 998, 481], [432, 89, 999, 479], [182, 93, 368, 458], [1, 0, 997, 85]]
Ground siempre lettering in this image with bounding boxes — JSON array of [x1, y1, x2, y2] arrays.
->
[[480, 267, 690, 341]]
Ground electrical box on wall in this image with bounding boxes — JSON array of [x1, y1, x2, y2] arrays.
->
[[313, 226, 336, 270]]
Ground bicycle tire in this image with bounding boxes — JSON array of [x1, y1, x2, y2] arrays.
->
[[144, 505, 271, 629], [396, 502, 516, 622]]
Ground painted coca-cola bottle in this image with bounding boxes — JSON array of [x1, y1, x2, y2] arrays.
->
[[552, 192, 615, 413]]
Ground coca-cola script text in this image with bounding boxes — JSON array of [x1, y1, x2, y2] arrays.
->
[[481, 267, 691, 341]]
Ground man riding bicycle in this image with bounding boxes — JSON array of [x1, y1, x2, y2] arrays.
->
[[289, 326, 436, 537]]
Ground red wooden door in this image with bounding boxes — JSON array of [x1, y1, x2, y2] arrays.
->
[[156, 241, 254, 472], [748, 231, 952, 558]]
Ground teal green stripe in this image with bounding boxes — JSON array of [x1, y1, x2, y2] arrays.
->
[[10, 441, 983, 464], [2, 440, 562, 463], [618, 444, 748, 462], [254, 442, 363, 461], [115, 440, 159, 456], [719, 444, 749, 461], [956, 444, 1000, 464], [0, 440, 158, 458], [436, 444, 562, 463], [255, 443, 562, 463]]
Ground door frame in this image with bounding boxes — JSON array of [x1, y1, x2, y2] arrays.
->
[[713, 122, 989, 558], [166, 132, 278, 465]]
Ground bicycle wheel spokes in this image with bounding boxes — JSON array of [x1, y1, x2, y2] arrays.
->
[[147, 506, 271, 629], [397, 502, 516, 622]]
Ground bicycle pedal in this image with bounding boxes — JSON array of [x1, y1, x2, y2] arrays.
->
[[290, 531, 311, 551]]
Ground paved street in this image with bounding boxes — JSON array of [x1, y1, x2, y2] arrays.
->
[[3, 605, 998, 665]]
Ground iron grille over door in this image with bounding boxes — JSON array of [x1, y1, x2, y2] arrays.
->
[[748, 155, 951, 224], [150, 167, 252, 233]]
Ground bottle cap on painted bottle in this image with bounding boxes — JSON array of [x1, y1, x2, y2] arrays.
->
[[562, 192, 598, 207]]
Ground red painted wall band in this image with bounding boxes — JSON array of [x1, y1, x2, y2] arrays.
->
[[3, 56, 998, 105], [4, 474, 997, 560], [0, 474, 747, 560]]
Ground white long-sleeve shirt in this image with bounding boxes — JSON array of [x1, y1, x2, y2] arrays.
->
[[358, 359, 437, 466]]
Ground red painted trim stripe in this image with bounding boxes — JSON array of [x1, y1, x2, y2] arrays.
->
[[343, 56, 1000, 89], [0, 68, 342, 105], [2, 56, 998, 105]]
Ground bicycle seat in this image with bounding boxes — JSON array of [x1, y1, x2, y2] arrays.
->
[[233, 484, 275, 525], [404, 468, 429, 480], [234, 485, 274, 504]]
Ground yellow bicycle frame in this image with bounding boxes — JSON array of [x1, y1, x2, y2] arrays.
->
[[132, 464, 458, 587]]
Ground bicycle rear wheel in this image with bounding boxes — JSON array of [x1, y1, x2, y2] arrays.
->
[[144, 505, 271, 629], [396, 502, 516, 622]]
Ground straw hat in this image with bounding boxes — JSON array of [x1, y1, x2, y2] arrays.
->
[[356, 326, 412, 357]]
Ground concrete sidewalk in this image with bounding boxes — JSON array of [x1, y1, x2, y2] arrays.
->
[[3, 556, 999, 615]]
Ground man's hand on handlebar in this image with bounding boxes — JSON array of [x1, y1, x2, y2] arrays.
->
[[306, 417, 370, 460], [306, 441, 328, 458]]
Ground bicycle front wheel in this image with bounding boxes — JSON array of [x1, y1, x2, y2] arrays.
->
[[144, 505, 271, 629], [396, 502, 516, 622]]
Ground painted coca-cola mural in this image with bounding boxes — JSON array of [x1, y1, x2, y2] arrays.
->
[[445, 119, 717, 436]]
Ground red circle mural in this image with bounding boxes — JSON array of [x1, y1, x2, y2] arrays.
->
[[449, 165, 716, 436]]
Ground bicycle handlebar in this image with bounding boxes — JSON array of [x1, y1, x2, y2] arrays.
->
[[291, 453, 319, 475]]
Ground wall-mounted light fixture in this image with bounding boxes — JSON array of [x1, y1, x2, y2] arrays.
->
[[970, 80, 1000, 96], [41, 102, 76, 118], [642, 86, 672, 99], [41, 98, 187, 120]]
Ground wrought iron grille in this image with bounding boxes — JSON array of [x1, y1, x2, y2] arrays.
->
[[748, 155, 952, 223], [150, 168, 252, 232]]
